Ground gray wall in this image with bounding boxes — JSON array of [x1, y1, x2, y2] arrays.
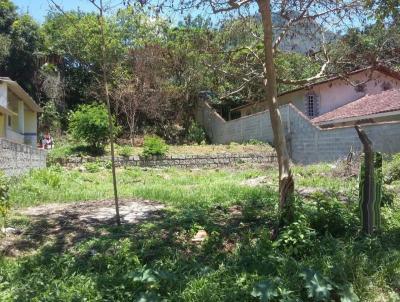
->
[[59, 152, 277, 169], [0, 139, 47, 176], [197, 101, 400, 164]]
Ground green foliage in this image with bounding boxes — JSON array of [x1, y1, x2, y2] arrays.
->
[[83, 162, 102, 173], [68, 103, 118, 152], [251, 280, 278, 301], [384, 153, 400, 184], [39, 100, 61, 133], [246, 139, 265, 145], [300, 268, 333, 301], [186, 121, 206, 144], [3, 162, 400, 301], [308, 197, 357, 237], [142, 135, 168, 158], [0, 172, 10, 230], [274, 216, 316, 257], [118, 145, 133, 157]]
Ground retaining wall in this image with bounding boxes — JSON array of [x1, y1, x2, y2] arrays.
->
[[196, 101, 400, 164], [59, 152, 277, 169], [0, 139, 47, 176]]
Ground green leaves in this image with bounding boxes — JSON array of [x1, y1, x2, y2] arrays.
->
[[251, 280, 278, 302], [300, 269, 333, 301], [0, 172, 10, 231], [68, 103, 119, 152], [300, 268, 359, 302]]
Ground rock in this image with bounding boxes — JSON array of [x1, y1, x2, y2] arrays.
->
[[191, 230, 208, 243], [1, 227, 22, 235], [240, 176, 270, 187]]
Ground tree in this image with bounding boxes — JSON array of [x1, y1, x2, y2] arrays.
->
[[155, 0, 360, 228], [0, 1, 42, 95]]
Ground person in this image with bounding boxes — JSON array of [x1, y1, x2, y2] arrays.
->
[[42, 133, 54, 149]]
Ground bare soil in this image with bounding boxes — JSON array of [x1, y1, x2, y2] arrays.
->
[[1, 199, 165, 257]]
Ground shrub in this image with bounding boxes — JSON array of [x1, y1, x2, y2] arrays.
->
[[273, 216, 316, 257], [246, 139, 265, 145], [308, 197, 357, 237], [186, 121, 206, 144], [118, 145, 133, 158], [84, 162, 102, 173], [0, 172, 10, 231], [142, 135, 168, 158], [68, 103, 119, 152], [384, 154, 400, 184]]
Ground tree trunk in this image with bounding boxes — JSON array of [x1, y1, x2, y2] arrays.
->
[[99, 0, 121, 226], [257, 0, 294, 224]]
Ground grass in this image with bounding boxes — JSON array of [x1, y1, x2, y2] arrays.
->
[[47, 139, 274, 163], [1, 160, 400, 301]]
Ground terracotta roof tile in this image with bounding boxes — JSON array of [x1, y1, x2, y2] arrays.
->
[[312, 89, 400, 124]]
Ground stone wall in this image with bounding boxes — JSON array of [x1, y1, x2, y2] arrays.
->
[[0, 139, 47, 176], [59, 152, 277, 169], [197, 101, 400, 164]]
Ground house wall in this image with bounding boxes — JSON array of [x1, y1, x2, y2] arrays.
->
[[197, 101, 400, 164], [238, 70, 400, 118], [0, 83, 7, 107], [0, 138, 47, 176], [0, 113, 4, 137]]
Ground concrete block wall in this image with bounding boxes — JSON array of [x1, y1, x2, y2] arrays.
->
[[197, 101, 400, 164], [0, 139, 47, 176]]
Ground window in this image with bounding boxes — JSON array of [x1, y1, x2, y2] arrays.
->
[[307, 94, 316, 117]]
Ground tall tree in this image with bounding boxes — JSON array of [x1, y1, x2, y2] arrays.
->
[[154, 0, 360, 227]]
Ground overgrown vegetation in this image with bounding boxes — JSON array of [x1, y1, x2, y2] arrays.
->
[[142, 135, 169, 158], [1, 158, 399, 301], [0, 172, 10, 232]]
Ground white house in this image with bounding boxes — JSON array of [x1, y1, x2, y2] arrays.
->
[[0, 77, 42, 147], [232, 65, 400, 127]]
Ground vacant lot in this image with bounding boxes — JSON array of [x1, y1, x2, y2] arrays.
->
[[1, 160, 400, 301]]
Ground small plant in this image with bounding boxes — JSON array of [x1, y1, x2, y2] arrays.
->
[[246, 139, 265, 145], [84, 161, 102, 173], [142, 135, 168, 158], [274, 216, 316, 257], [384, 153, 400, 184], [186, 121, 206, 145], [0, 172, 10, 232], [118, 145, 133, 158]]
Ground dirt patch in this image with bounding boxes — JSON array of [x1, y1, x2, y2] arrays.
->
[[240, 176, 274, 187], [1, 199, 165, 257]]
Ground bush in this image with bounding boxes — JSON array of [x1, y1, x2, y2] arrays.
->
[[186, 121, 206, 144], [142, 135, 168, 158], [0, 172, 10, 231], [384, 154, 400, 184], [118, 145, 133, 158], [68, 103, 119, 152], [84, 162, 102, 173], [308, 197, 357, 237]]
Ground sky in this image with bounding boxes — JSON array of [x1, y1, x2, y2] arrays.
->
[[13, 0, 97, 23]]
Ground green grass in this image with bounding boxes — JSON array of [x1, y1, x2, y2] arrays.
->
[[1, 163, 400, 301]]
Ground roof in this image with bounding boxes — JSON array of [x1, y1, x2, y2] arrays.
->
[[0, 77, 42, 112], [231, 65, 400, 112], [312, 89, 400, 124]]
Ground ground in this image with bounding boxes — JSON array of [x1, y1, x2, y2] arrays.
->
[[0, 158, 400, 301]]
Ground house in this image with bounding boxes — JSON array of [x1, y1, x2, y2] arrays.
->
[[196, 65, 400, 163], [0, 77, 42, 148], [231, 65, 400, 126]]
